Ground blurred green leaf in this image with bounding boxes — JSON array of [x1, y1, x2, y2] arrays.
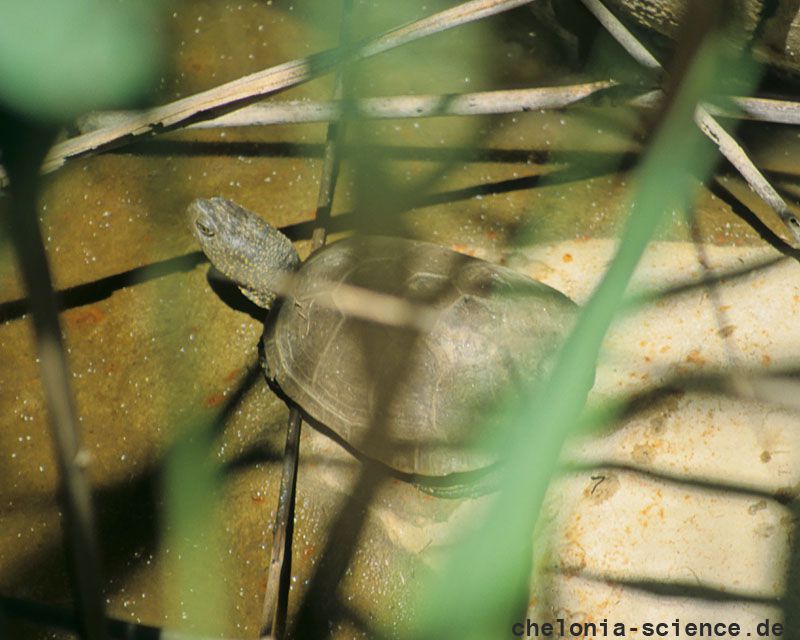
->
[[0, 0, 164, 122], [164, 412, 227, 636], [411, 33, 760, 640]]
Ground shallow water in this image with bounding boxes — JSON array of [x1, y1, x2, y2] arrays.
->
[[0, 0, 797, 638]]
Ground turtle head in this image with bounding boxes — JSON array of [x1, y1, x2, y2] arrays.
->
[[188, 197, 300, 308]]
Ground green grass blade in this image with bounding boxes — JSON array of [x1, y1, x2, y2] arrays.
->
[[412, 33, 760, 640]]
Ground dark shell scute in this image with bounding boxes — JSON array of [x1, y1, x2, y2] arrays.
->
[[262, 235, 578, 475]]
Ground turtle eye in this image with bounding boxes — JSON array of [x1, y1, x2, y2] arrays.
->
[[196, 220, 216, 237]]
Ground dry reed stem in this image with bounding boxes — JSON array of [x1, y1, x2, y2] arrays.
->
[[578, 0, 661, 69], [2, 133, 107, 640], [261, 5, 351, 637], [709, 96, 800, 125], [694, 106, 800, 242], [580, 0, 800, 246], [77, 83, 617, 130], [259, 409, 301, 640], [34, 0, 537, 179]]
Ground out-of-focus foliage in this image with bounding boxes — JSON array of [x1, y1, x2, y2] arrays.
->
[[410, 31, 760, 640], [163, 412, 227, 636], [0, 0, 165, 122]]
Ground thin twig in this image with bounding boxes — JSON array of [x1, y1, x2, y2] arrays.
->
[[579, 0, 800, 246], [707, 96, 800, 125], [259, 409, 301, 640], [77, 82, 617, 131], [578, 0, 661, 70], [29, 0, 536, 182], [73, 88, 800, 132], [695, 106, 800, 243], [260, 4, 354, 638], [0, 124, 107, 640], [638, 93, 800, 126], [309, 63, 350, 251]]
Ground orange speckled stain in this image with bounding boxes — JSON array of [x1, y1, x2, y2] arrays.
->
[[562, 253, 573, 263], [761, 354, 772, 367], [224, 367, 242, 382], [64, 305, 105, 327], [685, 349, 705, 366], [641, 501, 666, 521], [203, 392, 226, 407], [562, 527, 589, 571]]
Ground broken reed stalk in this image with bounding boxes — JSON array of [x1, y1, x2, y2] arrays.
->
[[187, 84, 617, 128], [578, 0, 800, 246], [309, 72, 349, 251], [634, 93, 800, 127], [694, 106, 800, 240], [259, 408, 301, 640], [32, 0, 537, 181], [0, 124, 107, 640], [260, 3, 353, 638], [578, 0, 661, 69], [77, 83, 618, 131], [708, 96, 800, 126], [71, 86, 800, 134]]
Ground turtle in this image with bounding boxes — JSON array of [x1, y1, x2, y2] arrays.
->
[[189, 197, 579, 493]]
